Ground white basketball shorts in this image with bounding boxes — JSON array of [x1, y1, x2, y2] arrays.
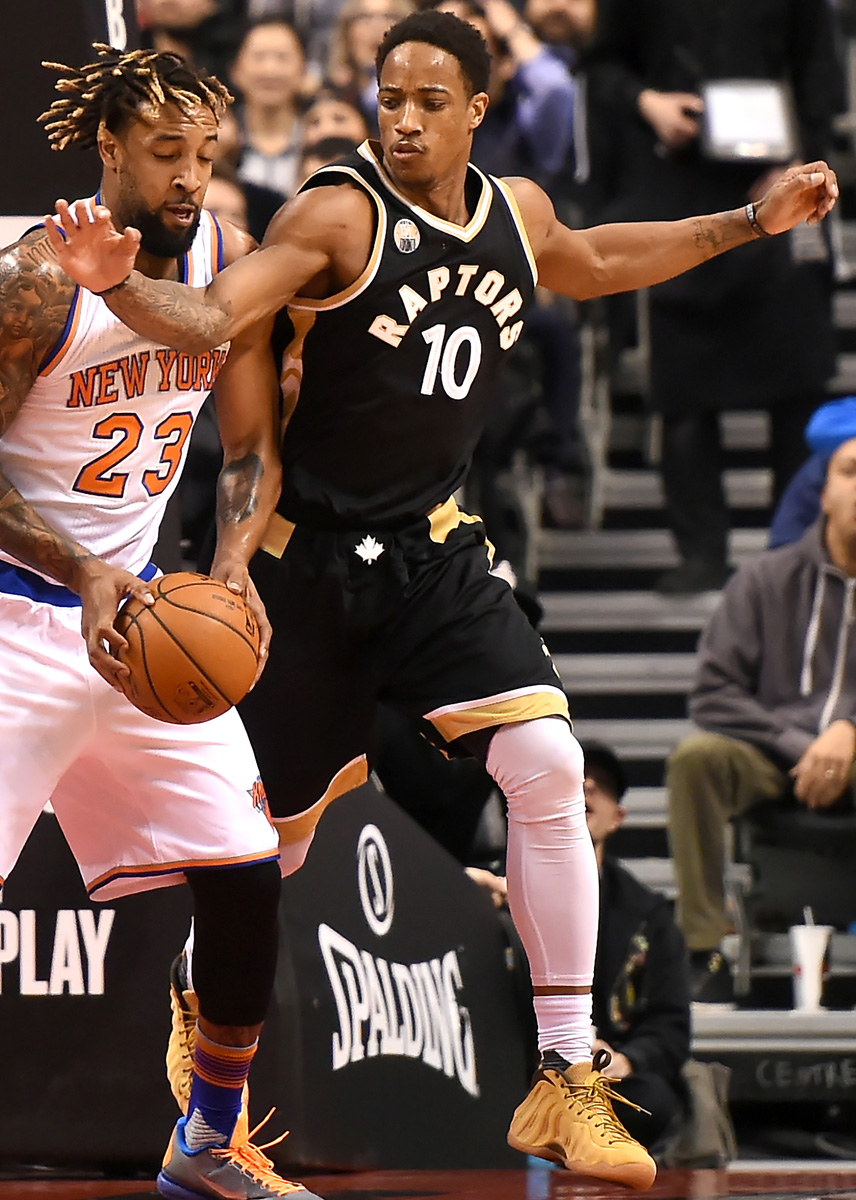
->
[[0, 587, 280, 901]]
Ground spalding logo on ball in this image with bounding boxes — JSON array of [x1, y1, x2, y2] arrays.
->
[[114, 572, 260, 724]]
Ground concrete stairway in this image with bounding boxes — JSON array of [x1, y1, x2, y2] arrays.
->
[[535, 410, 774, 872]]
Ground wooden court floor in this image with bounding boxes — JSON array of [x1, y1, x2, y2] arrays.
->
[[1, 1165, 856, 1199]]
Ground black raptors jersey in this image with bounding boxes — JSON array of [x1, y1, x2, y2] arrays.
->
[[276, 140, 538, 529]]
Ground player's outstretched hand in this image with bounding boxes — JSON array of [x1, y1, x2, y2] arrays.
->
[[74, 559, 155, 689], [754, 160, 838, 235], [210, 560, 272, 688], [44, 199, 141, 294]]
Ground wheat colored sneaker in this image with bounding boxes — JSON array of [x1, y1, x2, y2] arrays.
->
[[507, 1048, 657, 1190], [157, 1110, 321, 1199], [167, 953, 198, 1114], [166, 952, 250, 1144]]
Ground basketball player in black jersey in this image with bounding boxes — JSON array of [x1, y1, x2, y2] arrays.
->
[[49, 11, 838, 1187]]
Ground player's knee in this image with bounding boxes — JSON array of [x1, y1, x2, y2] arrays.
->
[[486, 717, 584, 822], [188, 859, 281, 1027]]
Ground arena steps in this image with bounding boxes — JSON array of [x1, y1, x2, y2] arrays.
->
[[554, 652, 697, 693], [538, 526, 767, 571], [542, 591, 718, 633]]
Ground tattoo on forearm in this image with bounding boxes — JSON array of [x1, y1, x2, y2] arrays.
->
[[0, 475, 94, 584], [217, 453, 264, 525], [691, 212, 747, 261], [107, 273, 230, 353]]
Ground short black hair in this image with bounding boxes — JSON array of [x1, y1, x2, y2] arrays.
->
[[580, 742, 627, 802], [376, 10, 491, 98]]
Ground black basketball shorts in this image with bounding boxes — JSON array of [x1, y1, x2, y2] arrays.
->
[[239, 498, 569, 841]]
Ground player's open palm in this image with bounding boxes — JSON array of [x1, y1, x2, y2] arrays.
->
[[44, 199, 141, 294], [75, 558, 154, 689], [754, 161, 839, 234]]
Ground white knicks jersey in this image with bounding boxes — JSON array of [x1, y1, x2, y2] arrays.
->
[[0, 208, 229, 578]]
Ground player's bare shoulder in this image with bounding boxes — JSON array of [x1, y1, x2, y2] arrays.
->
[[219, 220, 259, 267], [502, 176, 559, 259], [0, 228, 77, 435], [262, 180, 376, 297]]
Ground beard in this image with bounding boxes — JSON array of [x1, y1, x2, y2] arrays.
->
[[121, 201, 201, 259]]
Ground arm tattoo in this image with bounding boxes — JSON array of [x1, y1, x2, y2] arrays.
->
[[0, 232, 86, 583], [0, 231, 76, 435], [217, 453, 264, 526], [690, 212, 748, 261], [0, 473, 96, 585], [106, 272, 231, 354]]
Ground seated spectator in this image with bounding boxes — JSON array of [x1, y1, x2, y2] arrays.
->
[[668, 438, 856, 1003], [247, 0, 342, 89], [208, 113, 286, 243], [582, 743, 690, 1151], [203, 161, 250, 231], [230, 17, 309, 200], [434, 0, 575, 183], [325, 0, 415, 131], [295, 135, 362, 190], [138, 0, 244, 81], [525, 0, 597, 66], [303, 91, 370, 148], [769, 396, 856, 548], [467, 742, 691, 1150]]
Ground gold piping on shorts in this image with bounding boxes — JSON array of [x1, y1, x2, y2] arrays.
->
[[273, 754, 369, 845], [428, 690, 570, 743], [428, 496, 482, 544], [260, 512, 296, 559]]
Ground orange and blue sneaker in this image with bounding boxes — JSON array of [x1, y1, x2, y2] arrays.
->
[[507, 1048, 657, 1190], [157, 1109, 321, 1199]]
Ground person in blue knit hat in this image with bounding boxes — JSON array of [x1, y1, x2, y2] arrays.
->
[[769, 397, 856, 548]]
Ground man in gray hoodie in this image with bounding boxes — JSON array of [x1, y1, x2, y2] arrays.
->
[[668, 435, 856, 1002]]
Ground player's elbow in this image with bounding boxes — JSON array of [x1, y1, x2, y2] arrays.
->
[[573, 251, 616, 300]]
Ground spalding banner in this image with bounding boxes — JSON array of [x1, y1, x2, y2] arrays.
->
[[261, 781, 531, 1170]]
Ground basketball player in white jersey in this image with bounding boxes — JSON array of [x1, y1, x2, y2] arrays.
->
[[1, 45, 320, 1200], [49, 12, 839, 1190]]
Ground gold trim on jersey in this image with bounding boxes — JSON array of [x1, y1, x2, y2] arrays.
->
[[260, 512, 296, 559], [273, 754, 369, 845], [357, 140, 493, 243], [289, 166, 388, 312], [425, 686, 570, 742], [428, 496, 483, 543], [492, 177, 539, 287]]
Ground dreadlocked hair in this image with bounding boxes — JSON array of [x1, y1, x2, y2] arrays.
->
[[38, 44, 232, 152]]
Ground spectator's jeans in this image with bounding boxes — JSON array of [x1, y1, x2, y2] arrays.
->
[[666, 732, 787, 950]]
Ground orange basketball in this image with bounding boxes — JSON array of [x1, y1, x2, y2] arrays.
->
[[114, 572, 260, 724]]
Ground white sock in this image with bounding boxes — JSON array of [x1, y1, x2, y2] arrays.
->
[[533, 992, 593, 1064]]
